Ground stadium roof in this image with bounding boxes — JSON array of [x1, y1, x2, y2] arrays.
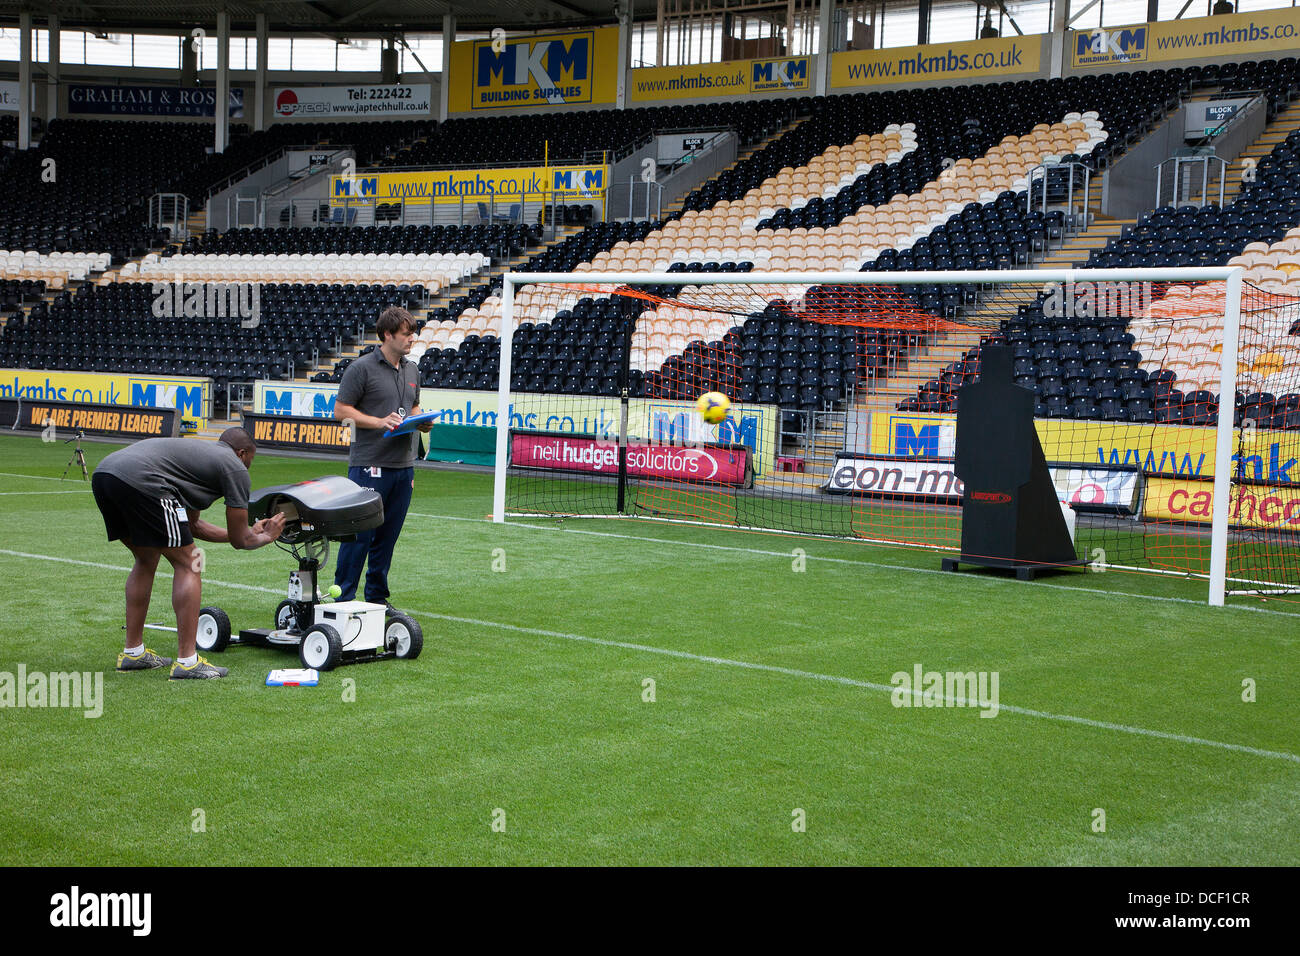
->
[[0, 1, 666, 35]]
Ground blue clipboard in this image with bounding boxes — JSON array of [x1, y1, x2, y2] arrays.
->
[[385, 410, 440, 437]]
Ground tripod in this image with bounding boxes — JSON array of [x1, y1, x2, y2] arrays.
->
[[62, 429, 88, 481]]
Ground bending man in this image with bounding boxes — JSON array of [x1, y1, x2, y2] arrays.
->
[[92, 427, 285, 680]]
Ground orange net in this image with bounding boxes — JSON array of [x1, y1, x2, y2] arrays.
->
[[557, 279, 989, 332], [499, 276, 1299, 600]]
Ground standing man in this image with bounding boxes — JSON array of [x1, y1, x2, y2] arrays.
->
[[92, 427, 285, 680], [332, 305, 431, 610]]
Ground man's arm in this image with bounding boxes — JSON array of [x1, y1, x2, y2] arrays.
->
[[335, 399, 404, 433], [189, 509, 229, 543], [188, 508, 284, 549]]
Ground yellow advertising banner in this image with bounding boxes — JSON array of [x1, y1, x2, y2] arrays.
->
[[1072, 9, 1300, 69], [832, 34, 1040, 89], [872, 412, 1298, 486], [630, 56, 812, 102], [0, 369, 211, 428], [330, 164, 608, 203], [1145, 477, 1300, 531], [447, 28, 620, 113]]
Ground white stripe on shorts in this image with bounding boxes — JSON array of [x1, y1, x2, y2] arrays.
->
[[161, 497, 179, 547]]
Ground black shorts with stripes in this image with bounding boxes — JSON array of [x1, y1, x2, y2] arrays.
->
[[91, 472, 194, 549]]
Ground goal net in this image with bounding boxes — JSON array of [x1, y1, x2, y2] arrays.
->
[[490, 269, 1300, 605]]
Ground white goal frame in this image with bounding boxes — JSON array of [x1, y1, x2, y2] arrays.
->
[[492, 267, 1245, 606]]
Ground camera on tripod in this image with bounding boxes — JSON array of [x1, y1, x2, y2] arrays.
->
[[62, 429, 88, 481]]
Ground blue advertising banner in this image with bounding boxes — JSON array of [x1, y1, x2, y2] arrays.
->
[[68, 84, 244, 118]]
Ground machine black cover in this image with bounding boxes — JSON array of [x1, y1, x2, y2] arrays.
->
[[248, 475, 385, 543]]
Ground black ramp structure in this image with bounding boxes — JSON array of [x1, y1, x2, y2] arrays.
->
[[942, 345, 1082, 581]]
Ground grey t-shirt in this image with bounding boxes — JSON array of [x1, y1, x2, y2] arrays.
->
[[96, 438, 251, 511], [337, 348, 420, 469]]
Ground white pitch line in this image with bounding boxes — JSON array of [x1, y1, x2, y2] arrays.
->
[[0, 490, 92, 496], [0, 549, 284, 596], [0, 471, 79, 483], [3, 545, 1297, 765], [407, 512, 1300, 620], [398, 605, 1300, 766]]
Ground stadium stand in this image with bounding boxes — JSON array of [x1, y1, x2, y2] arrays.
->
[[0, 280, 423, 410], [427, 74, 1160, 420], [675, 71, 1179, 217], [3, 41, 1298, 440], [900, 108, 1300, 427], [117, 251, 485, 291], [0, 119, 201, 258], [0, 115, 431, 270], [1206, 58, 1300, 118], [190, 119, 432, 202], [110, 68, 1208, 431], [180, 223, 538, 260], [414, 221, 657, 391], [380, 101, 786, 167]]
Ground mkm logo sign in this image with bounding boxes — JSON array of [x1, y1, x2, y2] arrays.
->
[[552, 167, 605, 195], [263, 388, 337, 418], [885, 415, 955, 457], [896, 424, 941, 457], [332, 176, 376, 198], [1075, 26, 1148, 64], [750, 57, 810, 92], [129, 381, 206, 419], [474, 32, 594, 107]]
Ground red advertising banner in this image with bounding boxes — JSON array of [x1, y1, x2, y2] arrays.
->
[[512, 432, 749, 486]]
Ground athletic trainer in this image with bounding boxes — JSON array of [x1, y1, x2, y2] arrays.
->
[[92, 427, 285, 679]]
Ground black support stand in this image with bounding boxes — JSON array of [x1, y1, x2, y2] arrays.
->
[[941, 346, 1082, 580]]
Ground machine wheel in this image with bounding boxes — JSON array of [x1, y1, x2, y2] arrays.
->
[[196, 607, 231, 653], [386, 614, 423, 660], [274, 599, 299, 632], [300, 623, 343, 671]]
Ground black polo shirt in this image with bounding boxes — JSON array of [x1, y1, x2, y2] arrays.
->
[[337, 348, 420, 469], [96, 437, 251, 510]]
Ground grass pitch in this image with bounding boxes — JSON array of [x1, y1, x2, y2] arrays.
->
[[1, 433, 1297, 865]]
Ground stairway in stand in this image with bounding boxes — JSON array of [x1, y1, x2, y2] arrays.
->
[[1223, 99, 1300, 206], [658, 116, 806, 221]]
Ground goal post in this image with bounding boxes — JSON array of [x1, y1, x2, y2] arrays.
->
[[489, 267, 1300, 606], [1209, 267, 1244, 607]]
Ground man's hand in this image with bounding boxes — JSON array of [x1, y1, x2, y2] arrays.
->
[[335, 401, 402, 432], [251, 513, 286, 540], [227, 507, 285, 549]]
